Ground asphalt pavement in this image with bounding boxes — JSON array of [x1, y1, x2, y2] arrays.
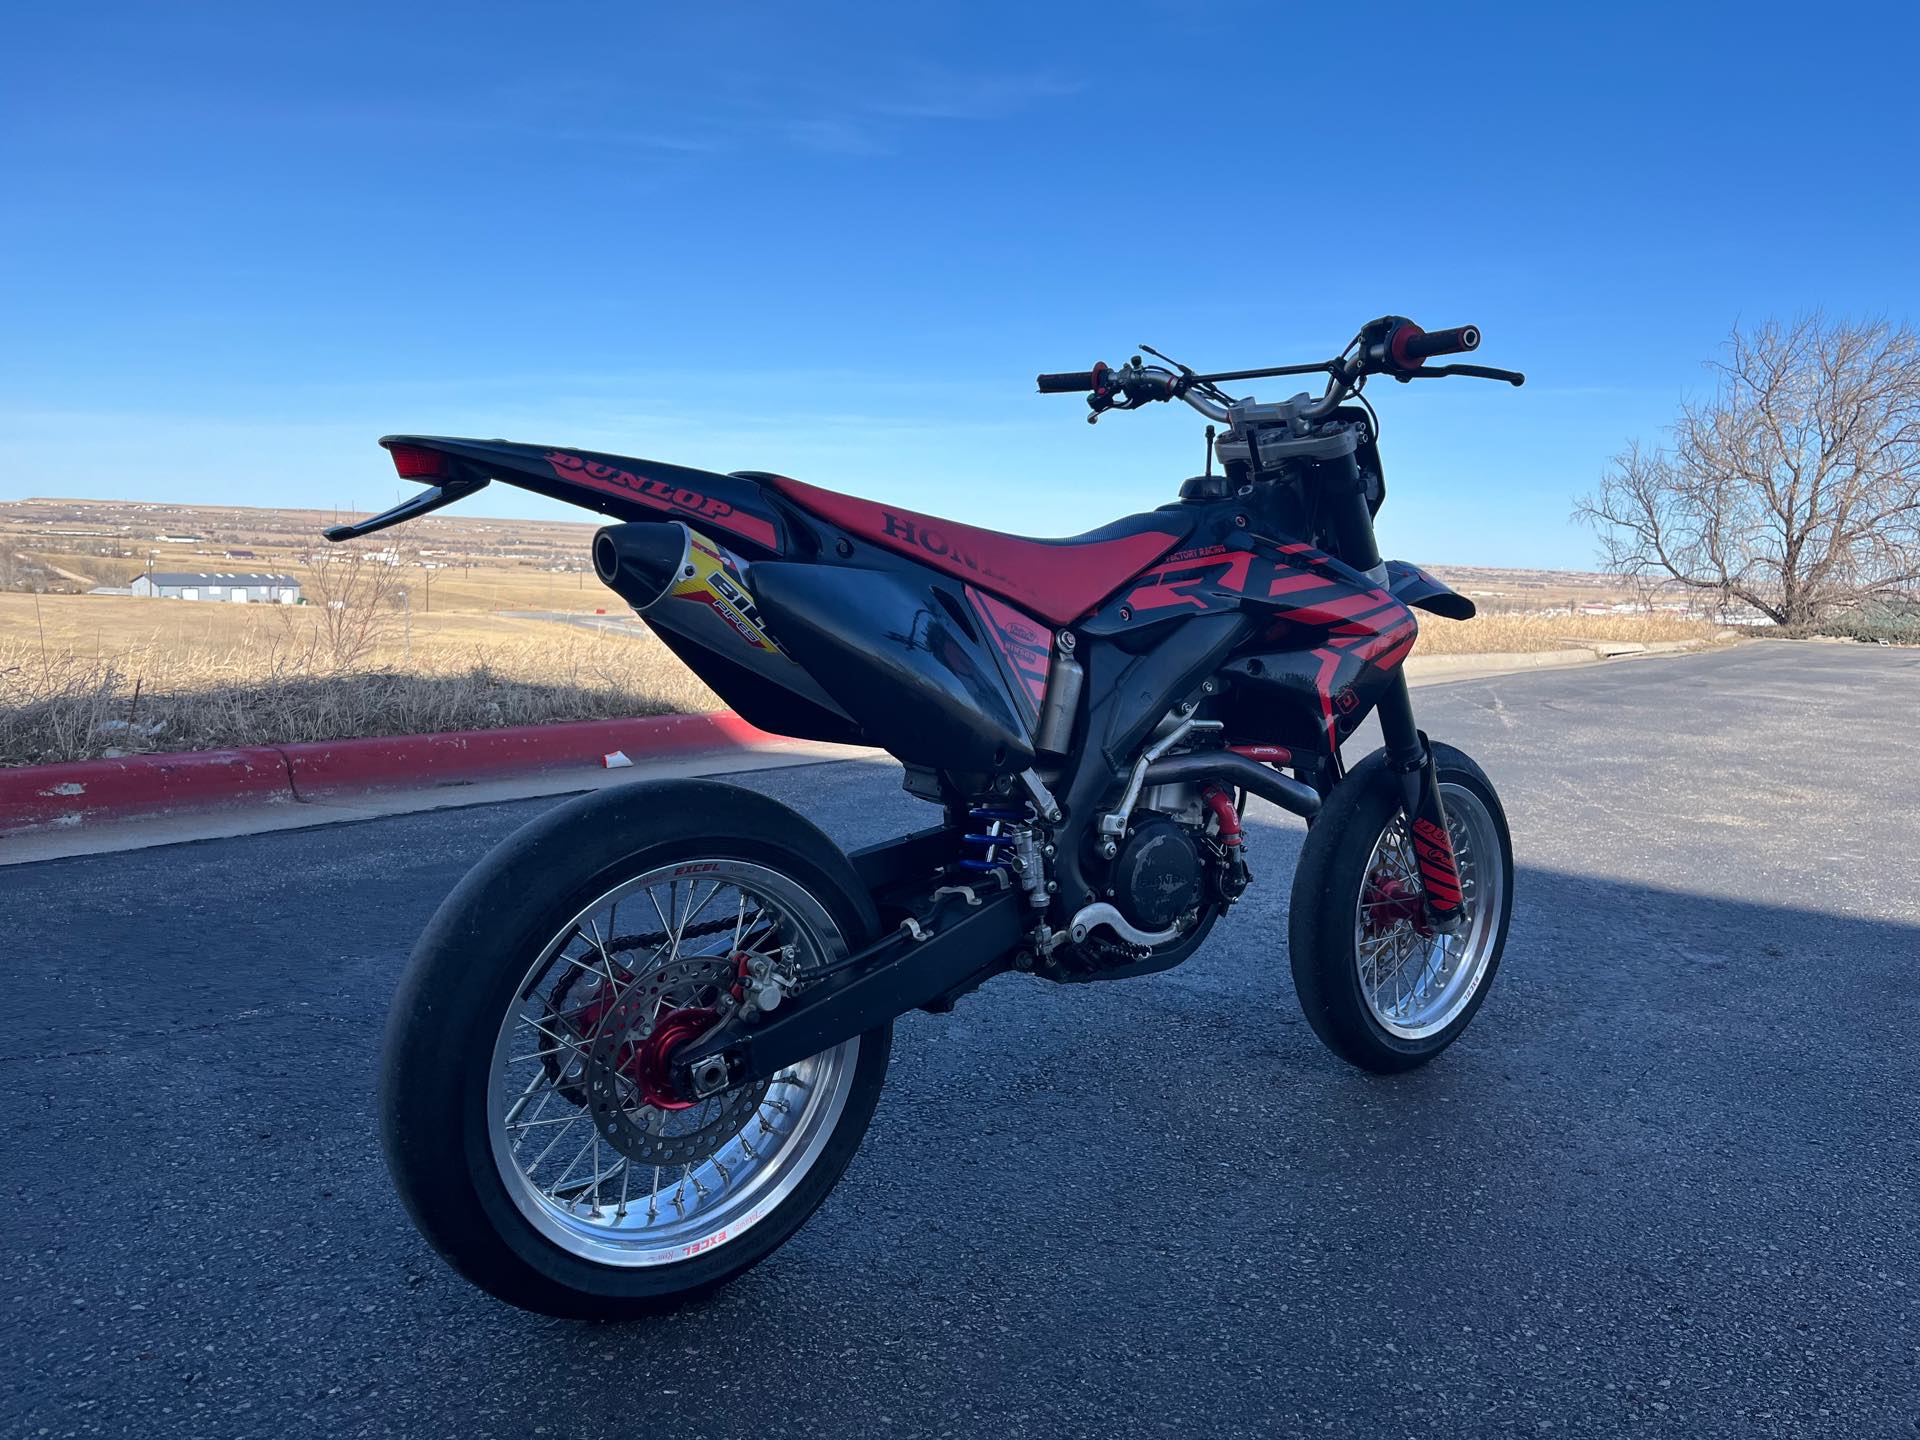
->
[[3, 641, 1916, 1439]]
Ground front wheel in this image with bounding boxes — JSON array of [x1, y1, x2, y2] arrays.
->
[[379, 780, 892, 1318], [1289, 742, 1514, 1073]]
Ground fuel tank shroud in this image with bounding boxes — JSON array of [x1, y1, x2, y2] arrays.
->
[[1083, 535, 1421, 755]]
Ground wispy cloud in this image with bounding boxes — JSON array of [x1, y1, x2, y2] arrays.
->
[[496, 64, 1087, 162], [128, 60, 1085, 166], [867, 67, 1083, 121], [481, 121, 724, 155], [779, 116, 894, 157], [775, 65, 1084, 156]]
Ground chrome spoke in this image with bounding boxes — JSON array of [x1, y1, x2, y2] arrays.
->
[[524, 1111, 588, 1173], [547, 1130, 599, 1198], [508, 1112, 589, 1131], [486, 859, 863, 1267]]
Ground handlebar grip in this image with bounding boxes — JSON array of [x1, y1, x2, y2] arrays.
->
[[1036, 368, 1102, 394], [1398, 324, 1481, 364]]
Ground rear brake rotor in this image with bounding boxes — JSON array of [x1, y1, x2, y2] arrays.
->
[[580, 955, 770, 1167]]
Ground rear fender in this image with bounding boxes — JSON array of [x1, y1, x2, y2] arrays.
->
[[1386, 560, 1476, 620], [337, 436, 789, 557]]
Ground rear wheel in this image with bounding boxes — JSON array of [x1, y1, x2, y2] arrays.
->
[[380, 780, 891, 1318], [1289, 743, 1513, 1072]]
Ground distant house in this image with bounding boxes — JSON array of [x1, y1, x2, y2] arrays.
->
[[130, 571, 300, 604], [225, 548, 258, 559]]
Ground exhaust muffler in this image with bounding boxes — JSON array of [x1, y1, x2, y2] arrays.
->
[[592, 521, 847, 717]]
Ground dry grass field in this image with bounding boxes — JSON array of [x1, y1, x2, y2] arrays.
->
[[0, 495, 1731, 766], [0, 603, 717, 766], [1, 497, 727, 764], [0, 527, 723, 764], [1411, 610, 1726, 654]]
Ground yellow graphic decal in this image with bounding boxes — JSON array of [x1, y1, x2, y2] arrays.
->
[[670, 533, 784, 653]]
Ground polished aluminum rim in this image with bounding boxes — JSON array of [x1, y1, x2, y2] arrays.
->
[[486, 859, 859, 1268], [1353, 783, 1504, 1040]]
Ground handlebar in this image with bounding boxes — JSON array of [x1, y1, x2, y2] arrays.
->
[[1035, 359, 1204, 418], [1036, 366, 1108, 395], [1035, 317, 1520, 425], [1391, 323, 1479, 368]]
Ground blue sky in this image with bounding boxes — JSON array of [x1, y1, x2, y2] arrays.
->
[[3, 3, 1915, 569]]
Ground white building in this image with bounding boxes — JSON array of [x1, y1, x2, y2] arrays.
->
[[130, 571, 300, 604]]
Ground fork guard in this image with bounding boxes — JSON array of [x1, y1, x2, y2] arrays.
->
[[1391, 732, 1467, 928]]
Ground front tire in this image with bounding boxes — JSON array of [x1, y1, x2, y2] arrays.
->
[[379, 779, 892, 1319], [1289, 742, 1514, 1073]]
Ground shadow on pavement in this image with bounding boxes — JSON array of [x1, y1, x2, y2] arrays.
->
[[2, 839, 1914, 1437]]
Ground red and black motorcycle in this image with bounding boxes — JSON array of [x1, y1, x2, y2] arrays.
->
[[366, 317, 1524, 1317]]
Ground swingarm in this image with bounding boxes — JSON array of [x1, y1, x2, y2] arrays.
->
[[670, 876, 1024, 1098]]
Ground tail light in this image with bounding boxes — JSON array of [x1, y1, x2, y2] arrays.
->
[[385, 443, 450, 480]]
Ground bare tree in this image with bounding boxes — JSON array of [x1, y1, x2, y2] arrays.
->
[[280, 540, 409, 671], [1576, 315, 1920, 628]]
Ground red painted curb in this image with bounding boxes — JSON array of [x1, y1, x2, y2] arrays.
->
[[280, 712, 771, 796], [0, 747, 295, 832], [0, 711, 779, 834]]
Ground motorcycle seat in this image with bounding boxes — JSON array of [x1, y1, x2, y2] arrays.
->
[[750, 473, 1192, 626]]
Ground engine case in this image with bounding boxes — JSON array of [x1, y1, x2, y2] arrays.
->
[[1111, 813, 1205, 932]]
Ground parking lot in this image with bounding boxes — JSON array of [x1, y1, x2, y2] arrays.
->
[[3, 642, 1916, 1438]]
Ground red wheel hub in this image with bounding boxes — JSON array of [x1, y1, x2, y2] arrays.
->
[[622, 1006, 721, 1111], [1363, 875, 1434, 937]]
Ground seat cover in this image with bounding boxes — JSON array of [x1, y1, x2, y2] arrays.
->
[[762, 474, 1189, 626]]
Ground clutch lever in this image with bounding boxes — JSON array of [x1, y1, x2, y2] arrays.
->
[[1394, 363, 1526, 387]]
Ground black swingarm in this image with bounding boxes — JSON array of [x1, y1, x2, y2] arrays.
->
[[671, 884, 1023, 1097]]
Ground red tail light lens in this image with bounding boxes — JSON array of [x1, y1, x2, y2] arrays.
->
[[386, 444, 449, 480]]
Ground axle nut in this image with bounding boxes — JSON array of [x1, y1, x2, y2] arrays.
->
[[689, 1056, 732, 1098]]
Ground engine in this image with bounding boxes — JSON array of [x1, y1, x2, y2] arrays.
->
[[1110, 813, 1206, 932], [1054, 778, 1250, 976]]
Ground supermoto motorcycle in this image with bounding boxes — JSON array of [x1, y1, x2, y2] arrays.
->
[[358, 316, 1524, 1317]]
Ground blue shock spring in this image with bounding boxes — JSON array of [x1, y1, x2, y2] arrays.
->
[[959, 807, 1025, 872]]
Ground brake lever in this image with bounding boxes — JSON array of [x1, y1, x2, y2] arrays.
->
[[1394, 363, 1526, 387], [1089, 359, 1183, 422], [1087, 389, 1155, 423]]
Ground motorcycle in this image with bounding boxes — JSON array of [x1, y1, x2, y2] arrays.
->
[[361, 316, 1524, 1317]]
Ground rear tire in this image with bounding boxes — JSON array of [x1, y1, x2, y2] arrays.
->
[[1288, 743, 1513, 1073], [379, 779, 892, 1319]]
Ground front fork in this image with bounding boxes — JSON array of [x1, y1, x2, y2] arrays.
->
[[1372, 671, 1466, 931]]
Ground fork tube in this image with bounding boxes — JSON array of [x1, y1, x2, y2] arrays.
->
[[1318, 458, 1385, 579], [1374, 673, 1465, 930]]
